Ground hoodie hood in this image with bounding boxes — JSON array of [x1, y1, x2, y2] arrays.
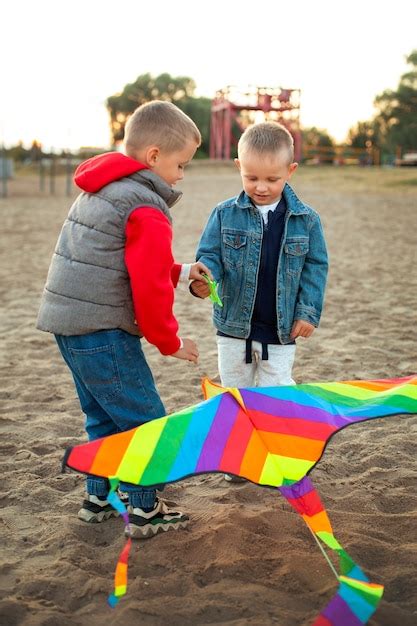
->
[[74, 152, 148, 193]]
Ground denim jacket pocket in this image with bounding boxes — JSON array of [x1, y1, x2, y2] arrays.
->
[[222, 231, 248, 269], [284, 239, 309, 275]]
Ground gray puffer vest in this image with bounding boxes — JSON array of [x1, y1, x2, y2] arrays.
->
[[36, 169, 181, 336]]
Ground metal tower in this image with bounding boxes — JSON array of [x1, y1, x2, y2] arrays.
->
[[210, 85, 301, 161]]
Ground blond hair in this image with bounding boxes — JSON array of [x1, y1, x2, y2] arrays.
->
[[124, 100, 201, 155], [238, 122, 294, 163]]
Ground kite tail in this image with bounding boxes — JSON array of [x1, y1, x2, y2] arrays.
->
[[279, 477, 383, 625], [106, 477, 133, 608]]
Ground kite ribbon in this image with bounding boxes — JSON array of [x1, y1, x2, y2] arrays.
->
[[106, 478, 132, 608], [279, 477, 384, 625]]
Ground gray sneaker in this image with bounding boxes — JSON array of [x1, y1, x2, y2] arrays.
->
[[127, 498, 189, 539], [78, 491, 129, 523]]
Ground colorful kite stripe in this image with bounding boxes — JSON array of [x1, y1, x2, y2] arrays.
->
[[65, 376, 417, 491], [280, 476, 384, 625], [63, 375, 417, 623]]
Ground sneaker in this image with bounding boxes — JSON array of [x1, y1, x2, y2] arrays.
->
[[78, 491, 129, 524], [224, 474, 246, 483], [127, 498, 189, 539]]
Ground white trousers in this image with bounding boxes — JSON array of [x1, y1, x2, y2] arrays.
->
[[217, 336, 296, 388]]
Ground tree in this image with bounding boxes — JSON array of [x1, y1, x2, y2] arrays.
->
[[106, 72, 199, 145], [347, 121, 376, 149], [175, 97, 211, 158], [301, 127, 335, 163], [8, 141, 29, 163], [349, 50, 417, 155], [373, 50, 417, 153], [29, 140, 43, 162]]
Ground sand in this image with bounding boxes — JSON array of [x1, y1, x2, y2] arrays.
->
[[0, 164, 416, 626]]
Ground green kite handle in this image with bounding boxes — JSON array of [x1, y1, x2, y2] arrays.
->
[[202, 273, 223, 307]]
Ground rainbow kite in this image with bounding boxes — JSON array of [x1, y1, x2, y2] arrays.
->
[[63, 375, 417, 624]]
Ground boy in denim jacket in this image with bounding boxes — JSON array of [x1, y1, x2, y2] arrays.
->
[[193, 122, 328, 479], [37, 101, 211, 534]]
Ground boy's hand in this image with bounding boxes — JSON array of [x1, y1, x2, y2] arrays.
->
[[290, 320, 315, 339], [188, 262, 212, 298], [171, 338, 199, 363], [190, 279, 210, 298], [189, 262, 212, 281]]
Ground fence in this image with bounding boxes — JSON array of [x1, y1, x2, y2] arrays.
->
[[0, 156, 79, 199], [2, 146, 412, 199], [302, 144, 380, 165]]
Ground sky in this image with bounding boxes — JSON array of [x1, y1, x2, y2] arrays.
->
[[1, 0, 416, 151]]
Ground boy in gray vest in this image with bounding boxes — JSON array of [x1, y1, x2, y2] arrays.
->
[[37, 101, 211, 538]]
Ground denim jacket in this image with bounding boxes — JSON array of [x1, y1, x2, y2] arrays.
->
[[196, 183, 328, 344]]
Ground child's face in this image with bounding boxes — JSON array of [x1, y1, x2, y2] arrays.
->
[[235, 150, 297, 205], [151, 139, 198, 187]]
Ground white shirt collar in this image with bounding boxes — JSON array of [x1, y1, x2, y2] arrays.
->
[[254, 197, 281, 224]]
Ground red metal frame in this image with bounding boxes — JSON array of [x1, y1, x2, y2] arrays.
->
[[210, 85, 301, 161]]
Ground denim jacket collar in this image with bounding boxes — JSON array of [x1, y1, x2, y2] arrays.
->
[[236, 184, 309, 215]]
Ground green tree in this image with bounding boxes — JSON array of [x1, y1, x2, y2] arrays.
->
[[8, 141, 29, 162], [175, 97, 211, 157], [347, 121, 376, 149], [29, 140, 43, 162], [106, 72, 203, 145], [374, 50, 417, 153], [301, 127, 335, 163], [349, 50, 417, 156]]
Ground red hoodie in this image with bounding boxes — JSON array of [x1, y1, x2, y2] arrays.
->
[[74, 153, 183, 355]]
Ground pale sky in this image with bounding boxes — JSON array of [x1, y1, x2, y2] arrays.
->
[[2, 0, 416, 150]]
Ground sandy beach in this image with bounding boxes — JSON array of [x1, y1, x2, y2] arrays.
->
[[1, 163, 416, 626]]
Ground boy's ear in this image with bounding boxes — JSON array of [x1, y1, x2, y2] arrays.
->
[[234, 158, 241, 171], [145, 146, 160, 168], [288, 162, 298, 177]]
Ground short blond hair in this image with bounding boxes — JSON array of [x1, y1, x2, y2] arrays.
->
[[124, 100, 201, 155], [238, 122, 294, 163]]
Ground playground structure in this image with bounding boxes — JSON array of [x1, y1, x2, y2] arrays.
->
[[210, 85, 302, 161]]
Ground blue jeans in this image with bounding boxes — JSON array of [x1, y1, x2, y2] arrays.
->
[[55, 330, 165, 508]]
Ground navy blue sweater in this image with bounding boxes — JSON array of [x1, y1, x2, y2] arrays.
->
[[249, 196, 287, 344]]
